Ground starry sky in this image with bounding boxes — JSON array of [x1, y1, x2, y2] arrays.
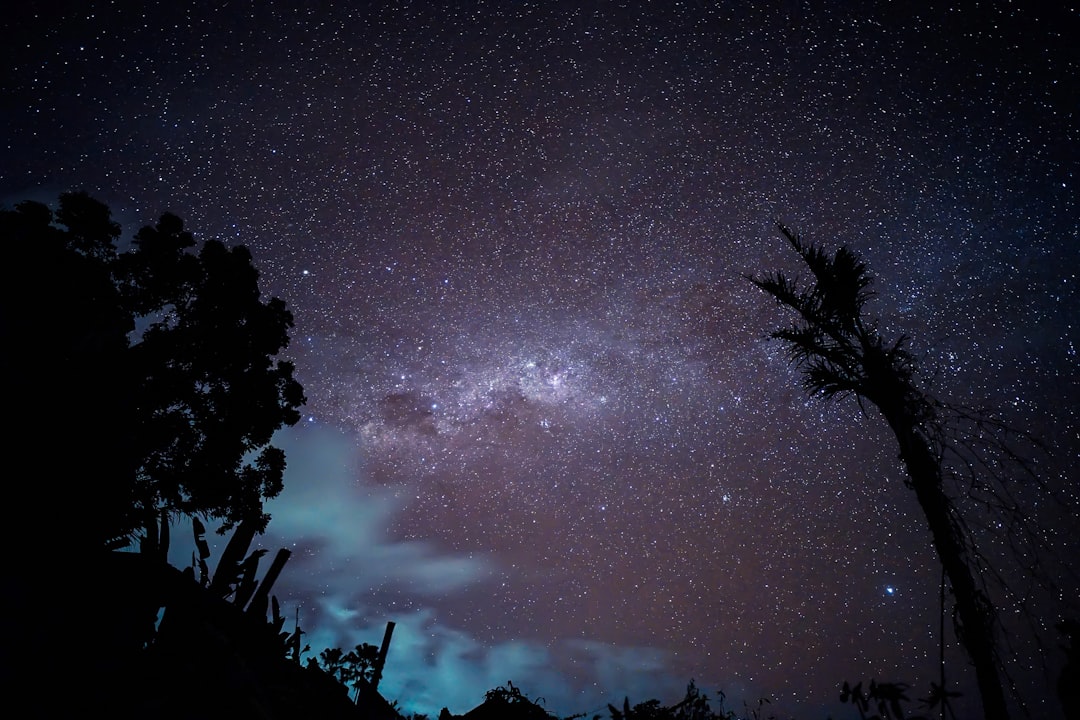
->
[[3, 2, 1078, 718]]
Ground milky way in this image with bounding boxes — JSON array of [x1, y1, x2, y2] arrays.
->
[[3, 2, 1077, 717]]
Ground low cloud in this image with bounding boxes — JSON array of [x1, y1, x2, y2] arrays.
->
[[263, 424, 494, 597], [166, 423, 685, 717]]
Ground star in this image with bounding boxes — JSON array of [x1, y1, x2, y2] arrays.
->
[[2, 3, 1075, 718]]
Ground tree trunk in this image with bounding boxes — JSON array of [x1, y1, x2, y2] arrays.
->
[[750, 230, 1014, 720], [881, 408, 1010, 720]]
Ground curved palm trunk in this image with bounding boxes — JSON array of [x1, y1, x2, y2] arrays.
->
[[752, 226, 1013, 720], [877, 401, 1009, 720]]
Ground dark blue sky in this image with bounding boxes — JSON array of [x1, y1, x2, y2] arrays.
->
[[3, 2, 1077, 717]]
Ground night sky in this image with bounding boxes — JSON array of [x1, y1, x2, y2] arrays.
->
[[3, 2, 1078, 718]]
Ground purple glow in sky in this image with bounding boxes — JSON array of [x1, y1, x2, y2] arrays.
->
[[3, 2, 1077, 718]]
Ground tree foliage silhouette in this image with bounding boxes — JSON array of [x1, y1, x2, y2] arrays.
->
[[3, 192, 305, 549], [607, 681, 747, 720], [747, 224, 1026, 720], [314, 643, 381, 695]]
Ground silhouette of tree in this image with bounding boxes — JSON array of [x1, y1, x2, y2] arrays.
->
[[2, 192, 305, 549], [316, 643, 381, 694], [747, 224, 1068, 720], [470, 681, 559, 719], [607, 681, 743, 720]]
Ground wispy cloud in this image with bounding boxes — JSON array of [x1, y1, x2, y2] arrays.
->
[[166, 423, 685, 716]]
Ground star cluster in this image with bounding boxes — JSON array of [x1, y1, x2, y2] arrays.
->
[[2, 2, 1077, 717]]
